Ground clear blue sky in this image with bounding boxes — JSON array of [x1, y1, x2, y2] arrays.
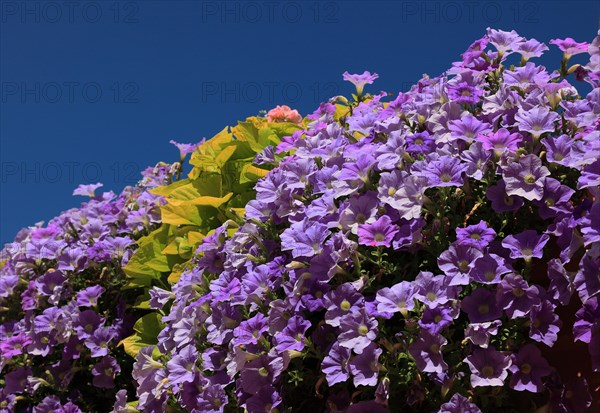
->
[[1, 0, 599, 245]]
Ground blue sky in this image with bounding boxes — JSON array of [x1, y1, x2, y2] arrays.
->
[[1, 0, 599, 245]]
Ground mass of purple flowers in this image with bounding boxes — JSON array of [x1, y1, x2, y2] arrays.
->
[[2, 27, 600, 412], [0, 162, 180, 411]]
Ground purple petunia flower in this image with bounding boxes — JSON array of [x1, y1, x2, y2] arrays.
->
[[469, 253, 512, 284], [486, 179, 524, 213], [322, 341, 352, 386], [533, 178, 575, 219], [0, 333, 32, 358], [76, 285, 105, 307], [376, 170, 425, 220], [324, 283, 365, 327], [550, 37, 589, 57], [529, 299, 561, 347], [501, 230, 549, 261], [515, 38, 549, 60], [574, 251, 600, 304], [487, 28, 524, 54], [405, 131, 436, 155], [408, 329, 448, 374], [464, 320, 502, 349], [547, 258, 574, 306], [84, 327, 116, 357], [338, 191, 379, 234], [508, 344, 551, 392], [73, 182, 103, 197], [464, 347, 512, 387], [448, 82, 484, 105], [273, 315, 311, 353], [170, 139, 200, 157], [245, 386, 282, 413], [338, 309, 378, 354], [418, 305, 455, 334], [280, 219, 330, 258], [343, 71, 379, 96], [478, 128, 522, 156], [497, 273, 540, 319], [196, 384, 228, 412], [239, 355, 284, 395], [234, 313, 270, 347], [541, 134, 574, 166], [438, 243, 482, 285], [514, 107, 559, 138], [74, 310, 105, 340], [456, 221, 496, 250], [357, 215, 399, 248], [437, 393, 482, 413], [92, 356, 121, 388], [421, 156, 467, 188], [462, 288, 502, 323], [502, 155, 551, 201], [348, 342, 382, 387], [573, 297, 600, 371], [376, 281, 416, 315], [413, 271, 457, 309]]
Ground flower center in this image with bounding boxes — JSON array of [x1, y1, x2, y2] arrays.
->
[[520, 363, 532, 374], [485, 271, 496, 281], [430, 344, 440, 353], [458, 260, 469, 272], [415, 138, 423, 145], [482, 366, 495, 378], [523, 174, 536, 185], [397, 300, 406, 309], [340, 299, 351, 311], [521, 248, 533, 257], [356, 213, 367, 224], [374, 233, 386, 242], [545, 198, 555, 207], [426, 292, 437, 302], [513, 287, 524, 297], [478, 304, 489, 314], [470, 233, 481, 240], [388, 187, 397, 196], [358, 324, 369, 336], [434, 315, 443, 323], [440, 173, 452, 183], [258, 367, 269, 377]]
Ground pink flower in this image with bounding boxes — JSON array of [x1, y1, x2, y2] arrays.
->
[[266, 105, 302, 124]]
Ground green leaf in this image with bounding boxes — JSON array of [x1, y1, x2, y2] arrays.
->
[[239, 164, 269, 184], [123, 226, 171, 288], [119, 312, 164, 357]]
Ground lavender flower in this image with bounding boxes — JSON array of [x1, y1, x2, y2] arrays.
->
[[343, 71, 379, 96], [357, 215, 399, 248], [464, 347, 512, 387], [508, 344, 551, 392], [502, 155, 551, 201], [408, 330, 448, 374]]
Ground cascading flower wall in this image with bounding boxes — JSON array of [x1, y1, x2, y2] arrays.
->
[[1, 28, 599, 412]]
